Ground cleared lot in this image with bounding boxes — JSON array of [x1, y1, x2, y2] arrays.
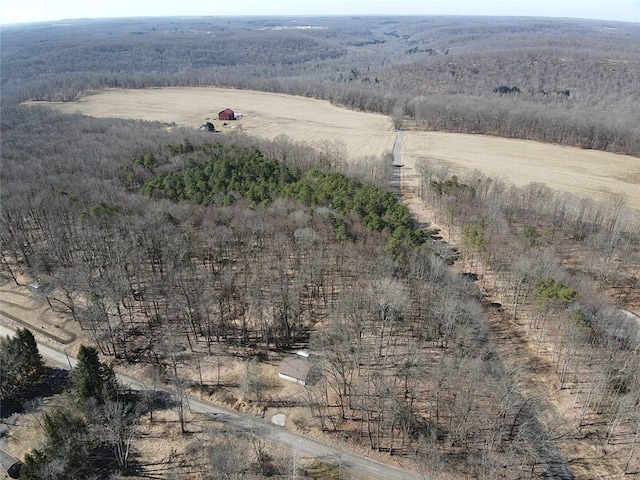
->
[[33, 87, 640, 210], [400, 131, 640, 210], [34, 87, 396, 161]]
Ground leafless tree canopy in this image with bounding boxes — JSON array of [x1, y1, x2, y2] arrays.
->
[[1, 15, 640, 479], [2, 16, 639, 154]]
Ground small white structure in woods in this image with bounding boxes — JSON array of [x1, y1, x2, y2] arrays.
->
[[620, 310, 640, 344]]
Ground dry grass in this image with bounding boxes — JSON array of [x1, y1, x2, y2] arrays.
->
[[3, 409, 45, 461], [31, 87, 396, 161], [401, 131, 640, 210], [0, 278, 85, 349], [30, 86, 640, 211], [10, 87, 640, 478]]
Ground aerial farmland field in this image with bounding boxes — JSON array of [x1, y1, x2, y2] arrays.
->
[[35, 86, 640, 210]]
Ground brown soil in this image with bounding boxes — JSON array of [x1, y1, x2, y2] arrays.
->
[[0, 276, 85, 350]]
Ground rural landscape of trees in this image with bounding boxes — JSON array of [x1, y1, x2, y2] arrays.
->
[[3, 16, 640, 155], [1, 15, 639, 479]]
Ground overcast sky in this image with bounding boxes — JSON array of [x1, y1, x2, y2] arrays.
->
[[2, 0, 640, 25]]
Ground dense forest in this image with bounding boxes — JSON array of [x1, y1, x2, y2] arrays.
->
[[2, 16, 640, 155], [1, 15, 640, 480]]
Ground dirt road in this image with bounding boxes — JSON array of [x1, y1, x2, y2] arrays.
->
[[0, 323, 419, 480], [30, 87, 640, 210], [395, 187, 577, 476]]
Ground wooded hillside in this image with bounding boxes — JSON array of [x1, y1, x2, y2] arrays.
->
[[1, 15, 640, 480], [2, 16, 640, 155]]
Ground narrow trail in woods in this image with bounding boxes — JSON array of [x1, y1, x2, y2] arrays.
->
[[395, 131, 577, 479]]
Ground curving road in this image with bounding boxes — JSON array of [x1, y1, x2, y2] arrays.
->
[[0, 323, 420, 480]]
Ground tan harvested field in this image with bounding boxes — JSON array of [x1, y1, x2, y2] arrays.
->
[[34, 87, 640, 211], [400, 131, 640, 210], [35, 87, 396, 161]]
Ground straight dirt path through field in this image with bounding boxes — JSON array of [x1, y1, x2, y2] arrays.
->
[[16, 87, 640, 477], [30, 87, 640, 211], [401, 186, 617, 478]]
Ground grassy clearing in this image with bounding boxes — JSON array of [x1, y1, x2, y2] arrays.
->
[[31, 86, 640, 210]]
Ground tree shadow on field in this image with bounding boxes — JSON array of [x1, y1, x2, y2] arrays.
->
[[1, 366, 69, 418]]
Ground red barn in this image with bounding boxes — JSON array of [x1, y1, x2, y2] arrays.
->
[[218, 108, 235, 120]]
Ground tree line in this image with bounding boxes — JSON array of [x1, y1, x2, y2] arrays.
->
[[0, 103, 583, 476], [416, 158, 640, 475], [0, 328, 43, 408], [1, 17, 639, 467], [2, 101, 638, 475], [140, 142, 427, 249], [2, 16, 639, 156], [0, 327, 139, 479]]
